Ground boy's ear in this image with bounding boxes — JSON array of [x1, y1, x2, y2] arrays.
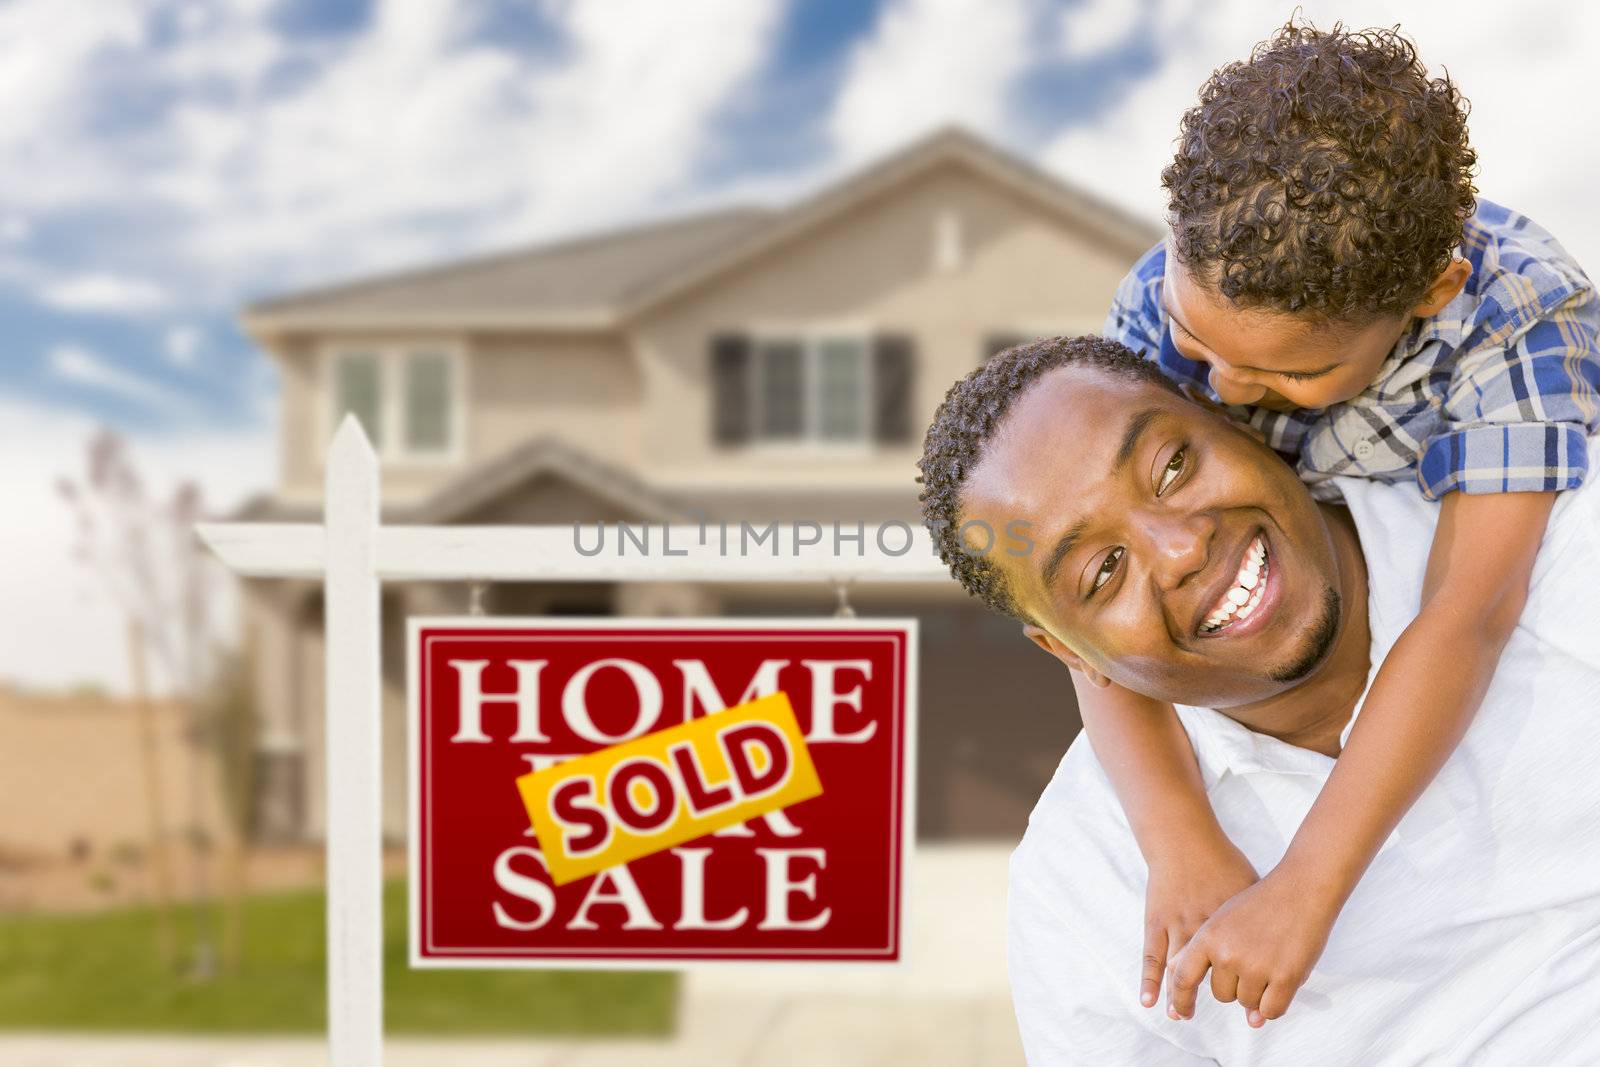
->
[[1412, 256, 1472, 317], [1022, 623, 1111, 686]]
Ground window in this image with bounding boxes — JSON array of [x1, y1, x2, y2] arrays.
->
[[933, 208, 963, 272], [334, 353, 383, 446], [330, 346, 461, 460], [751, 334, 870, 445], [755, 339, 804, 440], [817, 338, 867, 440], [404, 352, 452, 452]]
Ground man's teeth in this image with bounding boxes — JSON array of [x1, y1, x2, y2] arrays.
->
[[1200, 536, 1268, 634]]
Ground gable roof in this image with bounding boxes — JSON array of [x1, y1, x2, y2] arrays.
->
[[242, 126, 1161, 338], [407, 435, 694, 525], [242, 208, 772, 336], [227, 435, 696, 524], [622, 127, 1161, 316]]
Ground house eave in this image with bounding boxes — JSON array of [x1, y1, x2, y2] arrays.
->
[[239, 308, 622, 344]]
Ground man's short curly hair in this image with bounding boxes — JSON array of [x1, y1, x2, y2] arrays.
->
[[1164, 19, 1477, 320], [917, 336, 1180, 621]]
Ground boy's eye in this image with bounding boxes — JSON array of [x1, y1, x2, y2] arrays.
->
[[1091, 547, 1124, 594], [1156, 448, 1186, 495]]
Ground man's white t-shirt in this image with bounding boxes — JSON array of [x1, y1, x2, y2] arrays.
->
[[1008, 455, 1600, 1065]]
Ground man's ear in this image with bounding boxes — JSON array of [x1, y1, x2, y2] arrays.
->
[[1411, 256, 1472, 317], [1022, 623, 1111, 687]]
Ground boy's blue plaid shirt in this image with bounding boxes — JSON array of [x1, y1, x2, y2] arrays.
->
[[1104, 199, 1600, 502]]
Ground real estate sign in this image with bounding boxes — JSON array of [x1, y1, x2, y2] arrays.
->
[[409, 618, 916, 966]]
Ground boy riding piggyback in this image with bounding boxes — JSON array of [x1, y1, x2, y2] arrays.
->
[[1068, 20, 1600, 1027]]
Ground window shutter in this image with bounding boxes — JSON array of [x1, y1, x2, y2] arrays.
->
[[872, 333, 915, 445], [710, 333, 751, 445]]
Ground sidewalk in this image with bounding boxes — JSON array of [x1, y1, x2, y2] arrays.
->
[[0, 845, 1025, 1067]]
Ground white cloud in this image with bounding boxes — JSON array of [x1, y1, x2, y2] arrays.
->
[[1058, 0, 1147, 59], [0, 0, 789, 306], [1042, 2, 1600, 277], [164, 324, 202, 367], [38, 272, 169, 313], [49, 344, 190, 414], [0, 396, 273, 695], [0, 215, 29, 243], [829, 0, 1040, 165]]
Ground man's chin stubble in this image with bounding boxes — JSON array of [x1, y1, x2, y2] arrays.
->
[[1268, 586, 1343, 684]]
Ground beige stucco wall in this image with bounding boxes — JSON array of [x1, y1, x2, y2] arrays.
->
[[631, 159, 1147, 488], [468, 333, 643, 471], [0, 692, 227, 860], [273, 341, 319, 500], [268, 332, 641, 505]]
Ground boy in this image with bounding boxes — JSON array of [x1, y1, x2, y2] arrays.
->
[[1088, 21, 1600, 1027]]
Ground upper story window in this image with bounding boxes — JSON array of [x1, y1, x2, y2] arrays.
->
[[711, 331, 914, 449], [328, 346, 462, 461], [750, 335, 871, 444], [932, 208, 963, 272]]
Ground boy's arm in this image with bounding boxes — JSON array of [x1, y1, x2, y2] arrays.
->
[[1071, 672, 1257, 1009], [1166, 490, 1557, 1026]]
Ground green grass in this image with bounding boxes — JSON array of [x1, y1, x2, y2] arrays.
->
[[0, 882, 678, 1035]]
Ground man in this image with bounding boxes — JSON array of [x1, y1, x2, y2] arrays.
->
[[916, 335, 1600, 1063]]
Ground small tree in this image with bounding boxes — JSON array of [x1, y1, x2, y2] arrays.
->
[[204, 645, 257, 971], [58, 428, 225, 978]]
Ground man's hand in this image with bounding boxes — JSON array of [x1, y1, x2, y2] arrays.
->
[[1140, 834, 1258, 1009], [1165, 868, 1338, 1027]]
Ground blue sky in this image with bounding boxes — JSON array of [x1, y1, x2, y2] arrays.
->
[[5, 0, 1600, 691], [0, 0, 1169, 436]]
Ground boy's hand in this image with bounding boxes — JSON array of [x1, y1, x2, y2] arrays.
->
[[1140, 833, 1258, 1009], [1164, 868, 1338, 1027]]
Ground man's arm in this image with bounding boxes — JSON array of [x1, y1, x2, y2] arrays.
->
[[1167, 489, 1556, 1025]]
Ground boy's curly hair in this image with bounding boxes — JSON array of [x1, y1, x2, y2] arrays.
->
[[916, 336, 1179, 621], [1164, 19, 1477, 320]]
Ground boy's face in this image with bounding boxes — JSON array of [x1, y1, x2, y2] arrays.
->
[[1162, 250, 1412, 411]]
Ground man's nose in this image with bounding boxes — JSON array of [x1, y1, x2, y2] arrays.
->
[[1134, 509, 1214, 590], [1207, 362, 1266, 406]]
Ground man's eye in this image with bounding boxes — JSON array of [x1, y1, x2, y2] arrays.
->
[[1091, 547, 1124, 594], [1156, 448, 1186, 495]]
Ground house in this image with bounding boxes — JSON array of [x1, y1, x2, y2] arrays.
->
[[235, 126, 1160, 843]]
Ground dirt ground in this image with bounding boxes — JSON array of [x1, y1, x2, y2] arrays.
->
[[0, 840, 407, 914]]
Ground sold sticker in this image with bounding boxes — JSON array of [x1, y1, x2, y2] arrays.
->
[[516, 691, 823, 886]]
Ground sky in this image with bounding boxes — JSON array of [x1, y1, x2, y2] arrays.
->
[[5, 0, 1600, 692]]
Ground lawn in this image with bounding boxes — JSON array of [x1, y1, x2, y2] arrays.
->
[[0, 881, 678, 1035]]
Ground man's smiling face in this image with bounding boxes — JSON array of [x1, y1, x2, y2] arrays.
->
[[960, 365, 1345, 709]]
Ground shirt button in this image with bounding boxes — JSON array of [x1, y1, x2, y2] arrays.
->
[[1354, 440, 1376, 461]]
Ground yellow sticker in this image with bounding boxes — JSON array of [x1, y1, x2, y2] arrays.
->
[[516, 691, 823, 886]]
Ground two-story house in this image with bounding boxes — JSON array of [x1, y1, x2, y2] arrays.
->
[[235, 127, 1159, 844]]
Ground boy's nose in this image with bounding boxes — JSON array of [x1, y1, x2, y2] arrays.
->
[[1207, 362, 1266, 406]]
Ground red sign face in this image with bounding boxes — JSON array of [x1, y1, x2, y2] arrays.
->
[[409, 618, 917, 967]]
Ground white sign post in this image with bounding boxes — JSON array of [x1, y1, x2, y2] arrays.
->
[[196, 416, 946, 1066]]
